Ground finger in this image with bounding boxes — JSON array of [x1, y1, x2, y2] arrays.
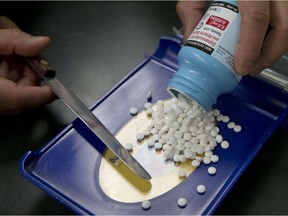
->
[[17, 66, 41, 86], [234, 1, 270, 75], [176, 1, 208, 40], [15, 85, 57, 109], [0, 29, 50, 57], [0, 56, 25, 82], [251, 2, 288, 76], [0, 78, 56, 113]]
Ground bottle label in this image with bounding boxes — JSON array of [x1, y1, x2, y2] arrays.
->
[[185, 1, 240, 76]]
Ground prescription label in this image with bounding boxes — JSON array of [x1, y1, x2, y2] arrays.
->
[[185, 1, 240, 75]]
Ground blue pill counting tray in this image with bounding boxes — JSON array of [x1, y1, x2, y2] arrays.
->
[[19, 36, 288, 215]]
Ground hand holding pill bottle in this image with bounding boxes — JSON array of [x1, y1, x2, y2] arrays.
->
[[167, 0, 241, 112]]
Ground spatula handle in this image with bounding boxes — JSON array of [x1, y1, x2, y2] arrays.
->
[[0, 16, 55, 78]]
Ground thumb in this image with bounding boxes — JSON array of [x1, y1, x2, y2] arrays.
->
[[176, 1, 208, 40], [0, 29, 50, 57]]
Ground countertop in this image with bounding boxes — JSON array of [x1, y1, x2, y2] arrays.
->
[[1, 1, 288, 215]]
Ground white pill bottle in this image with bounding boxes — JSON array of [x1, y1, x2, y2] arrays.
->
[[167, 0, 241, 111]]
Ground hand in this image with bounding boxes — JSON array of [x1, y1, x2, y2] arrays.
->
[[0, 28, 56, 115], [176, 0, 288, 76]]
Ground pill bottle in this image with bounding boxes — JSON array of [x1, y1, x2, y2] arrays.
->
[[167, 0, 241, 111]]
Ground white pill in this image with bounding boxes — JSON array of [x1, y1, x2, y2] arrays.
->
[[222, 115, 230, 123], [142, 200, 151, 210], [174, 131, 183, 139], [147, 139, 155, 148], [152, 134, 159, 141], [221, 140, 230, 149], [136, 133, 145, 141], [196, 146, 204, 154], [184, 150, 194, 159], [208, 166, 217, 175], [176, 144, 185, 151], [130, 107, 138, 115], [212, 109, 220, 117], [216, 114, 223, 121], [192, 159, 200, 167], [180, 125, 188, 133], [177, 138, 185, 145], [154, 142, 163, 150], [173, 155, 181, 163], [124, 143, 133, 152], [179, 154, 187, 163], [183, 132, 192, 141], [184, 142, 192, 148], [197, 185, 206, 194], [144, 102, 152, 109], [163, 150, 172, 159], [157, 100, 164, 105], [233, 125, 242, 132], [204, 124, 213, 131], [177, 197, 187, 208], [203, 156, 211, 165], [142, 129, 150, 137], [145, 108, 153, 116], [173, 122, 181, 130], [204, 151, 213, 157], [215, 134, 223, 143], [211, 155, 219, 163], [227, 121, 235, 129], [178, 168, 187, 179]]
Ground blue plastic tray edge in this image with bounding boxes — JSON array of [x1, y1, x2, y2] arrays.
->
[[18, 55, 155, 215], [206, 111, 288, 214], [18, 151, 92, 215]]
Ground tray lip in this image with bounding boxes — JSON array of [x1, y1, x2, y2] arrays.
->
[[205, 106, 288, 214], [18, 54, 156, 215], [19, 151, 92, 215], [18, 36, 288, 215]]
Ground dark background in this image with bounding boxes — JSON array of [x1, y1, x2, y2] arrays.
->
[[0, 1, 288, 215]]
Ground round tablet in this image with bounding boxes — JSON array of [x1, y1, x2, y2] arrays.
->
[[221, 140, 230, 149], [124, 143, 133, 152], [234, 125, 242, 132], [192, 159, 200, 168], [208, 166, 217, 175], [222, 115, 230, 123], [130, 107, 138, 115], [203, 156, 211, 165], [141, 200, 151, 210], [211, 155, 219, 163], [178, 169, 187, 179], [227, 122, 235, 129], [177, 197, 187, 208], [197, 184, 206, 194]]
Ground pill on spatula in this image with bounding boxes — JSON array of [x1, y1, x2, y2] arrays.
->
[[124, 143, 133, 152], [178, 168, 187, 179]]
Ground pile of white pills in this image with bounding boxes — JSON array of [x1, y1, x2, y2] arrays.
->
[[130, 95, 242, 210], [131, 96, 241, 168]]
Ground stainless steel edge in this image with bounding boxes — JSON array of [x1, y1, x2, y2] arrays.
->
[[42, 76, 151, 180]]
